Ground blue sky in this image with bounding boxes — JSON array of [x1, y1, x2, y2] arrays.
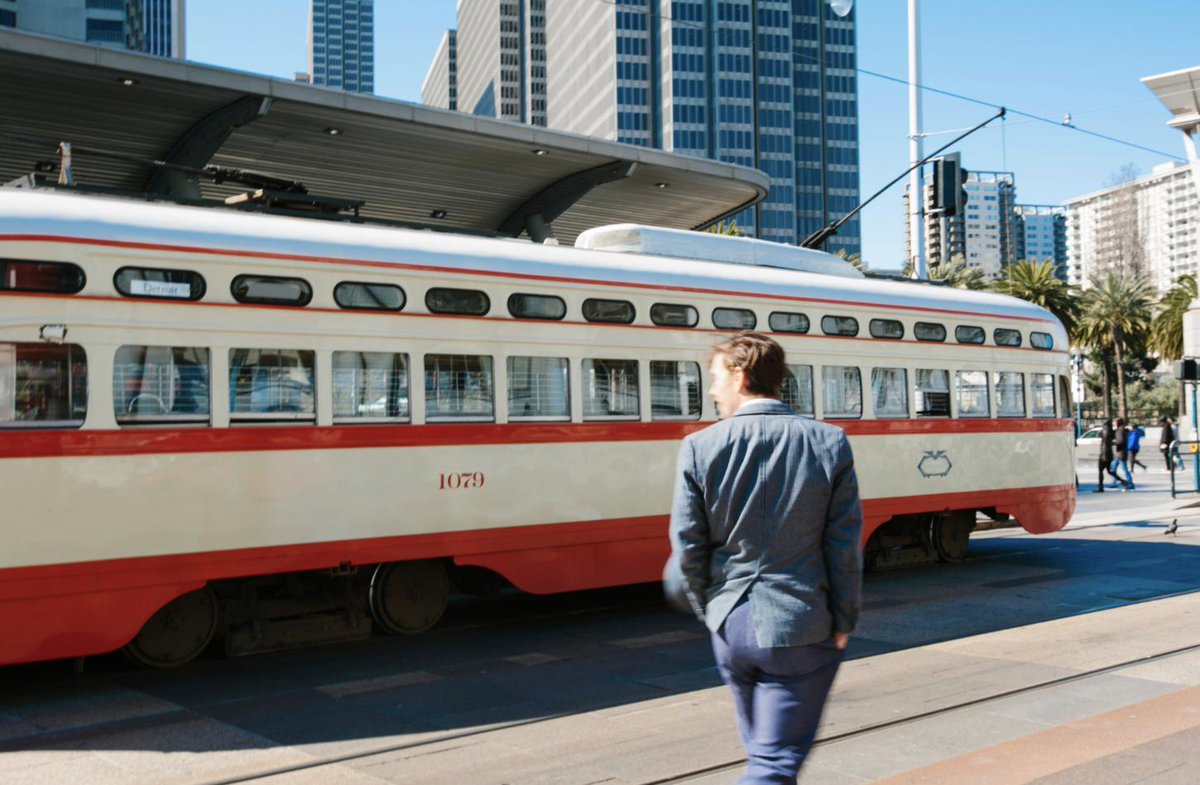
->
[[188, 1, 1195, 270]]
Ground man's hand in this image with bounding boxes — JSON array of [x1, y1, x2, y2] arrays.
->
[[833, 633, 850, 650]]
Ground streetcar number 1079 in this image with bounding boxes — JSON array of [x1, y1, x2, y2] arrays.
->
[[439, 472, 486, 490]]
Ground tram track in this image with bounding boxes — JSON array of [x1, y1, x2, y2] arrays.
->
[[6, 515, 1196, 784], [180, 620, 1200, 785]]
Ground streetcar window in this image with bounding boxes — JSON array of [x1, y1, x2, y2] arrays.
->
[[0, 260, 85, 294], [425, 354, 495, 421], [955, 370, 990, 417], [113, 346, 210, 424], [769, 312, 809, 334], [869, 319, 905, 340], [822, 365, 862, 418], [231, 275, 313, 307], [821, 316, 859, 337], [114, 267, 205, 301], [650, 303, 699, 328], [712, 308, 756, 330], [508, 293, 566, 321], [1031, 373, 1056, 417], [781, 364, 814, 416], [995, 372, 1026, 417], [871, 367, 909, 418], [582, 298, 635, 324], [334, 282, 405, 311], [582, 359, 639, 419], [1031, 332, 1054, 350], [1058, 375, 1073, 418], [0, 343, 87, 428], [955, 325, 985, 344], [332, 351, 409, 421], [914, 369, 950, 417], [650, 360, 702, 420], [229, 349, 315, 421], [425, 288, 490, 316], [508, 356, 569, 420], [994, 328, 1022, 347], [914, 322, 946, 342]]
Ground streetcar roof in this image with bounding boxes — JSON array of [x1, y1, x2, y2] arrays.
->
[[0, 190, 1064, 331]]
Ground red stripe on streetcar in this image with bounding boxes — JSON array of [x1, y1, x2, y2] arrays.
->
[[0, 234, 1061, 324], [0, 482, 1074, 665], [0, 418, 1075, 459]]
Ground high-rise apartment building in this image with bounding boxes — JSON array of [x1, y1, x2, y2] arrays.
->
[[1013, 205, 1068, 280], [0, 0, 184, 58], [438, 0, 546, 125], [1065, 161, 1200, 289], [427, 0, 859, 253], [1065, 67, 1200, 291], [308, 0, 374, 94], [908, 155, 1017, 280]]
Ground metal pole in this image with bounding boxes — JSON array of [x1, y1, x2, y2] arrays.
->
[[1191, 383, 1198, 492], [907, 0, 925, 279]]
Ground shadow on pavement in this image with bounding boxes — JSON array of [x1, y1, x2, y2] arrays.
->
[[2, 531, 1199, 756]]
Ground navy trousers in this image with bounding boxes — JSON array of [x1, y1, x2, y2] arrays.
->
[[711, 600, 844, 785]]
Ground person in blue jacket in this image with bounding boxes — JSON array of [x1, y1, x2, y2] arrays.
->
[[1127, 423, 1148, 475]]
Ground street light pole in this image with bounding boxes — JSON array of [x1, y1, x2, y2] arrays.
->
[[908, 0, 925, 279]]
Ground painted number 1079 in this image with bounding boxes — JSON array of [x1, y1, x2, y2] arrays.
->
[[439, 472, 485, 490]]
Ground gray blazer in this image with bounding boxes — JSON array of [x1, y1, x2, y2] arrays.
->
[[668, 399, 863, 648]]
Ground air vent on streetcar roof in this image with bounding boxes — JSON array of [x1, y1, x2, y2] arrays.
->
[[574, 224, 864, 279]]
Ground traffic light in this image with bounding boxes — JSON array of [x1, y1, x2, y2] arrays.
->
[[932, 157, 969, 217], [1176, 358, 1199, 381]]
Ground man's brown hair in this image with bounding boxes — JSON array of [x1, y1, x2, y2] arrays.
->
[[710, 331, 786, 397]]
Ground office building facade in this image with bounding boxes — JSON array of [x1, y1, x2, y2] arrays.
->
[[437, 0, 546, 126], [429, 0, 859, 253], [308, 0, 374, 94], [422, 29, 458, 111], [0, 0, 184, 58], [549, 0, 860, 252]]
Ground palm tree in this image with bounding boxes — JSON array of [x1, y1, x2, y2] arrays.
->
[[990, 259, 1079, 338], [833, 248, 867, 272], [1076, 273, 1154, 420], [901, 254, 987, 290], [1150, 274, 1197, 362], [705, 220, 744, 237]]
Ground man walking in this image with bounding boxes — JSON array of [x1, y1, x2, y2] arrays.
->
[[1111, 417, 1135, 491], [668, 332, 862, 784]]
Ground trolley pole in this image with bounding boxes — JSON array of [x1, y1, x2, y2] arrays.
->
[[908, 0, 925, 279]]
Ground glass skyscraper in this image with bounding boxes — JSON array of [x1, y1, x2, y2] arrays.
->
[[309, 0, 374, 94], [546, 0, 861, 254], [0, 0, 184, 58]]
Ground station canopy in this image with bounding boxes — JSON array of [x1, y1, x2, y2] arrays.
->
[[0, 30, 768, 246], [1142, 65, 1200, 136]]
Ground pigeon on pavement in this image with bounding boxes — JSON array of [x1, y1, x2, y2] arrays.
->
[[1165, 519, 1179, 536]]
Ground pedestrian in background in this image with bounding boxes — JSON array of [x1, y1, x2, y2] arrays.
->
[[1160, 416, 1185, 471], [1127, 422, 1148, 475], [1098, 419, 1118, 492], [1110, 417, 1135, 491], [667, 331, 862, 784]]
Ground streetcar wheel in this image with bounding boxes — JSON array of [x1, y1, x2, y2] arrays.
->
[[369, 561, 450, 635], [123, 587, 218, 668], [932, 515, 972, 562]]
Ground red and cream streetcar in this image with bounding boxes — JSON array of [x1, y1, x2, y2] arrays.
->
[[0, 191, 1075, 667]]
